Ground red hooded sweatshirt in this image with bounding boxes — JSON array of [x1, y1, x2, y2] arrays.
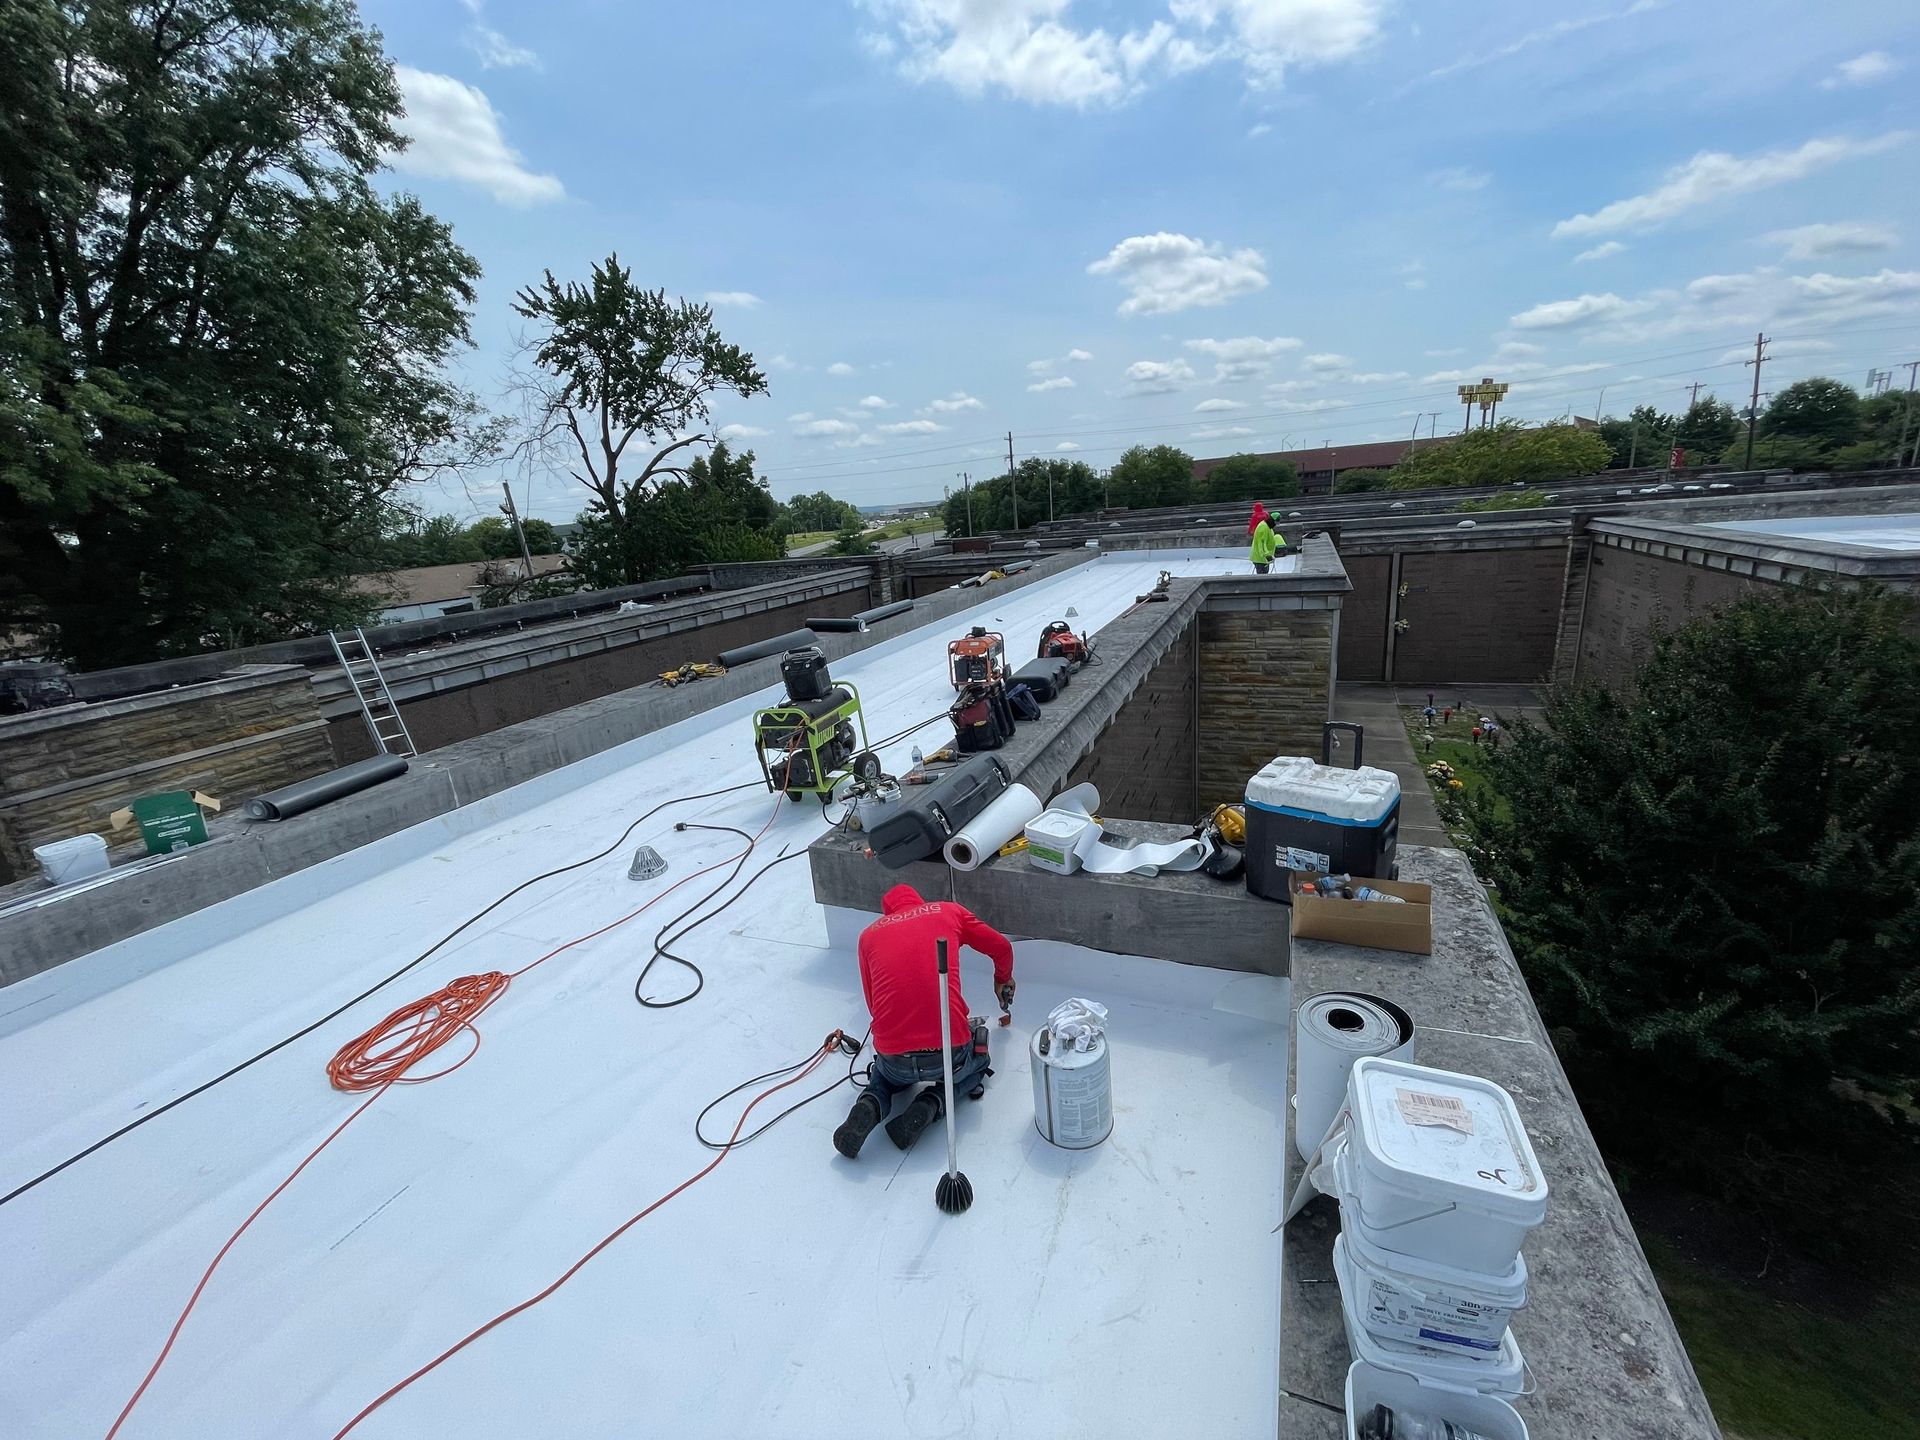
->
[[1247, 501, 1271, 536], [858, 884, 1014, 1055]]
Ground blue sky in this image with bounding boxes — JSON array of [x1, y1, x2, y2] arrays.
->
[[362, 0, 1920, 521]]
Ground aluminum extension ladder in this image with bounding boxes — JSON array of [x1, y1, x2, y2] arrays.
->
[[327, 627, 418, 757]]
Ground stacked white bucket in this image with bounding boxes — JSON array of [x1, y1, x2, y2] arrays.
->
[[1320, 1056, 1548, 1440]]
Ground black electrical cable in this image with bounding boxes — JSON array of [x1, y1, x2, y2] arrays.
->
[[632, 831, 811, 1008], [0, 780, 764, 1210], [693, 1028, 873, 1152]]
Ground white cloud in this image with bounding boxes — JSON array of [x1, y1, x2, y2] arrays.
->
[[926, 390, 985, 412], [389, 67, 564, 206], [717, 424, 770, 440], [1399, 259, 1426, 291], [855, 394, 893, 410], [1424, 347, 1465, 358], [1303, 352, 1354, 371], [1056, 441, 1082, 451], [1264, 378, 1323, 393], [1822, 51, 1899, 89], [1193, 424, 1256, 439], [706, 290, 763, 308], [786, 411, 815, 423], [1088, 232, 1268, 316], [1028, 375, 1076, 392], [1428, 166, 1490, 192], [1184, 333, 1302, 382], [1195, 397, 1246, 411], [1067, 347, 1093, 362], [1495, 340, 1545, 358], [469, 24, 540, 70], [1169, 0, 1387, 86], [1423, 2, 1656, 85], [1574, 241, 1627, 263], [1125, 358, 1196, 393], [1763, 221, 1898, 261], [1784, 268, 1920, 321], [1350, 370, 1410, 383], [794, 417, 860, 438], [1553, 132, 1910, 238], [827, 361, 857, 376], [767, 353, 796, 372], [1026, 358, 1055, 375], [1421, 368, 1473, 384], [859, 0, 1383, 106], [1272, 397, 1347, 413], [1509, 292, 1653, 329], [1248, 122, 1273, 138], [877, 419, 949, 435]]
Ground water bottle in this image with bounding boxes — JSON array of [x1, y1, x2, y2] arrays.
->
[[1354, 886, 1407, 904], [1357, 1404, 1493, 1440]]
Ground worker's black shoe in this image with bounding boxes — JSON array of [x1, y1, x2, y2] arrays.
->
[[886, 1090, 943, 1151], [833, 1094, 884, 1159]]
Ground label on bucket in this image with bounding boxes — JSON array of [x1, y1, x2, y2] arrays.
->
[[1395, 1088, 1475, 1135]]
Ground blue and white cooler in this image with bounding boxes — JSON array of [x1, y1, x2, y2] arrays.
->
[[1244, 754, 1401, 902]]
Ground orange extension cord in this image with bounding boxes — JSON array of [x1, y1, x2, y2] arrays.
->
[[104, 792, 788, 1439]]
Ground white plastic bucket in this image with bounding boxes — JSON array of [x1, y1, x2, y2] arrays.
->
[[1031, 1030, 1112, 1148], [1341, 1223, 1528, 1353], [1024, 809, 1090, 874], [33, 832, 109, 886], [1339, 1058, 1548, 1274], [1344, 1361, 1529, 1440]]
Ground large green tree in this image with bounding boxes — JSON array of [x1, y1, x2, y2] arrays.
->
[[1462, 585, 1920, 1230], [1202, 453, 1299, 503], [511, 257, 766, 584], [0, 0, 490, 666], [1762, 377, 1862, 447], [781, 490, 863, 535], [1389, 421, 1610, 488], [1109, 444, 1195, 509], [564, 441, 780, 587], [1674, 396, 1741, 460]]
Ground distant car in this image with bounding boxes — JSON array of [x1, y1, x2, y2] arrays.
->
[[1456, 520, 1477, 529], [1389, 501, 1406, 510], [1652, 483, 1675, 493], [1683, 484, 1702, 492], [1709, 482, 1732, 489], [1617, 489, 1632, 495], [1288, 511, 1303, 518]]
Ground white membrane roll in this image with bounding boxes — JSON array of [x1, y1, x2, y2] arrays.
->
[[1294, 991, 1415, 1162], [944, 783, 1043, 870]]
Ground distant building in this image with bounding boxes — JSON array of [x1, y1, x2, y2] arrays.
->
[[1192, 437, 1457, 495], [351, 556, 570, 624]]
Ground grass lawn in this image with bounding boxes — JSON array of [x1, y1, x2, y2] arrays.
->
[[868, 514, 942, 542], [1400, 708, 1514, 827], [783, 530, 833, 553], [1642, 1235, 1920, 1440]]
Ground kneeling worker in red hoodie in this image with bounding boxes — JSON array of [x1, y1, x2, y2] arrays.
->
[[834, 883, 1016, 1158]]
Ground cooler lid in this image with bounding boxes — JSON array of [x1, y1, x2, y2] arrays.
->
[[1347, 1058, 1548, 1215], [1335, 1235, 1528, 1397], [1246, 756, 1400, 823]]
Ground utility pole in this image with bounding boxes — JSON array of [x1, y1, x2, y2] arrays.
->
[[1896, 361, 1919, 467], [1407, 413, 1422, 455], [1743, 332, 1769, 469], [500, 482, 535, 582], [1685, 380, 1703, 410], [1047, 463, 1055, 523], [1006, 433, 1019, 529], [1627, 419, 1639, 469], [958, 472, 973, 537], [1102, 467, 1110, 509], [1426, 412, 1441, 442]]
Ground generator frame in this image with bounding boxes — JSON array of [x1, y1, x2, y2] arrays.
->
[[751, 682, 871, 804]]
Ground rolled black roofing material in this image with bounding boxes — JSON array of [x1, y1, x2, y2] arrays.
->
[[245, 754, 409, 822], [854, 599, 914, 625], [715, 628, 817, 668], [806, 617, 866, 633]]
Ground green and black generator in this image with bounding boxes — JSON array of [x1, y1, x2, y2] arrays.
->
[[752, 648, 876, 805]]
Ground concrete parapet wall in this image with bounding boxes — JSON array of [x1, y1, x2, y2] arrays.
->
[[0, 551, 1094, 983], [0, 666, 331, 880], [1280, 846, 1721, 1440]]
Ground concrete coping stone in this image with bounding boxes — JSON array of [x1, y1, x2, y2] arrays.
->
[[0, 663, 311, 741]]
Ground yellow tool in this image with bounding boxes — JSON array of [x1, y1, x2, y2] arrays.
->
[[660, 662, 727, 687], [1208, 802, 1246, 846]]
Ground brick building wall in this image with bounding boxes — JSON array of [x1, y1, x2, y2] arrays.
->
[[328, 589, 866, 762], [1576, 543, 1781, 691], [1337, 554, 1391, 682], [1060, 622, 1198, 823], [1196, 606, 1334, 808], [1391, 544, 1565, 683], [0, 666, 332, 879]]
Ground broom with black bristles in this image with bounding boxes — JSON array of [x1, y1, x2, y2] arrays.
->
[[933, 939, 973, 1215]]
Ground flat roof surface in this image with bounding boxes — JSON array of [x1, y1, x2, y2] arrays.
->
[[1699, 511, 1920, 552], [1, 550, 1291, 1438]]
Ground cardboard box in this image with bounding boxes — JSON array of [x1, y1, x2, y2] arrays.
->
[[1287, 871, 1433, 955]]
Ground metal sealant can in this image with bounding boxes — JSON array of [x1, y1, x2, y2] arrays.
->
[[1030, 1028, 1113, 1149]]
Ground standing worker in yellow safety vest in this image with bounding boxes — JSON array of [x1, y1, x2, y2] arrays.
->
[[1249, 515, 1284, 574]]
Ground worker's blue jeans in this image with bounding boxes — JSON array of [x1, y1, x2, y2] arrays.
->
[[864, 1042, 990, 1113]]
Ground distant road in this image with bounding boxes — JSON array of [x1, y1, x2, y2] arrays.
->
[[788, 529, 944, 559]]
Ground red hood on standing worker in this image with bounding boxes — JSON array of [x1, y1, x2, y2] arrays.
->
[[859, 884, 1014, 1055], [1247, 501, 1270, 536]]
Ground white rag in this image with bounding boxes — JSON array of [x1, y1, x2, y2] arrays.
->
[[1046, 997, 1109, 1052]]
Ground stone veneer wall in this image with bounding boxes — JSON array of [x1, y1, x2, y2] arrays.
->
[[1059, 621, 1198, 823], [1196, 604, 1335, 808], [0, 665, 332, 879]]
